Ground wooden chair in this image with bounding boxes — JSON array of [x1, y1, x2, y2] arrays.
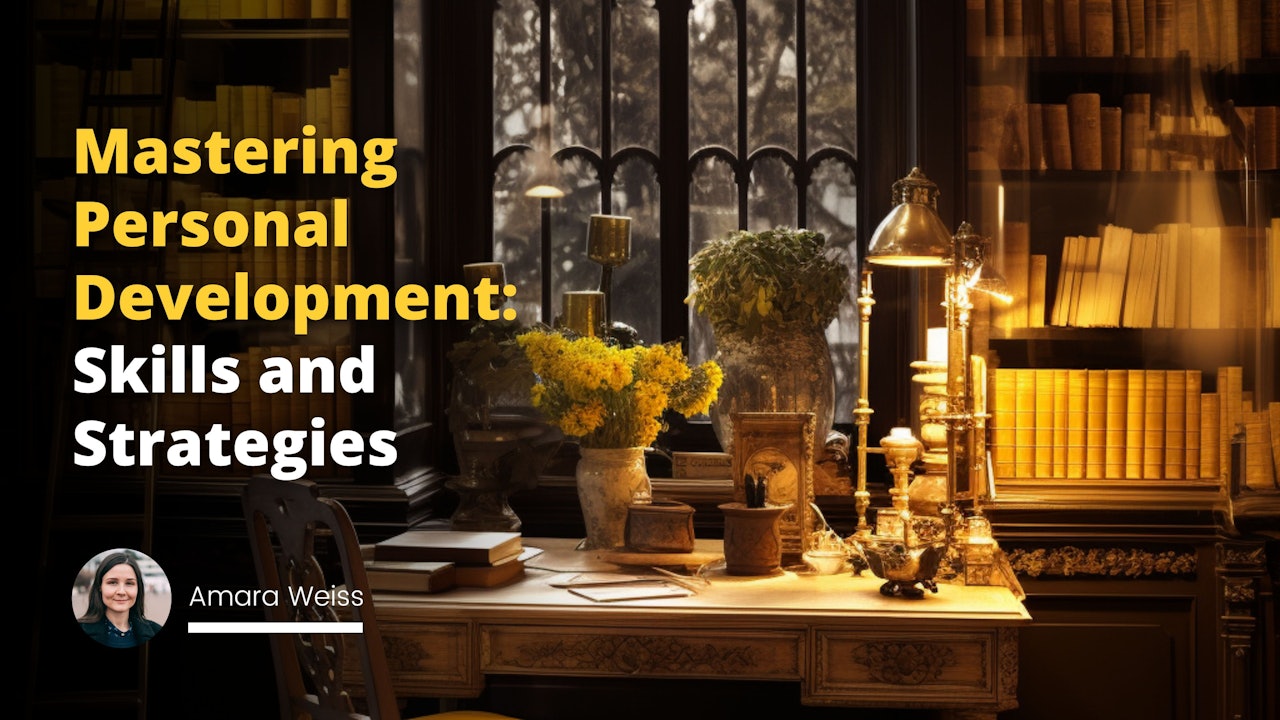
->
[[242, 475, 517, 720]]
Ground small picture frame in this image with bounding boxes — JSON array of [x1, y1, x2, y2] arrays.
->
[[730, 411, 817, 564]]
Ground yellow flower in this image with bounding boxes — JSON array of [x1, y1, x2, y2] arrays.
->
[[517, 329, 723, 448]]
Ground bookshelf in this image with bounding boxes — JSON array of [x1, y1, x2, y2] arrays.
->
[[961, 0, 1279, 512]]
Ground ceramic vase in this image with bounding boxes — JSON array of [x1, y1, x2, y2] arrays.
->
[[709, 327, 834, 459], [719, 502, 792, 576], [575, 447, 652, 550]]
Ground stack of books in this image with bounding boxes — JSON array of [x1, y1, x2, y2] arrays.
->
[[365, 530, 528, 592]]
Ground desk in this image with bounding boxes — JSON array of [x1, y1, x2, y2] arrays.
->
[[364, 538, 1031, 718]]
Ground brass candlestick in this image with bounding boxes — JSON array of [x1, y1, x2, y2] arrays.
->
[[586, 214, 631, 329], [561, 290, 605, 338], [463, 262, 507, 315]]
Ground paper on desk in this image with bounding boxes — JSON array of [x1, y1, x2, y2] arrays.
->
[[567, 582, 695, 602], [549, 572, 660, 588]]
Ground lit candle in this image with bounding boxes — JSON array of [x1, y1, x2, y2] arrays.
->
[[586, 214, 632, 267], [462, 262, 505, 289], [561, 290, 605, 337]]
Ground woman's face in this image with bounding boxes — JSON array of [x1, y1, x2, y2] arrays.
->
[[100, 563, 138, 614]]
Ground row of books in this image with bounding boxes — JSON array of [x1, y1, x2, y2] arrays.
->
[[990, 366, 1280, 490], [971, 87, 1277, 172], [175, 72, 353, 147], [965, 0, 1280, 63], [37, 0, 350, 20], [364, 530, 533, 593], [1045, 220, 1279, 329]]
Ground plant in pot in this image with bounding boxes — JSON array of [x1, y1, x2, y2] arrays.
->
[[687, 226, 851, 458]]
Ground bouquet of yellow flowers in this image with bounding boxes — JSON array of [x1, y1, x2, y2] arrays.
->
[[517, 329, 724, 449]]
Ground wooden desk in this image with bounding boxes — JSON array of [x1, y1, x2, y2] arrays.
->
[[364, 538, 1031, 718]]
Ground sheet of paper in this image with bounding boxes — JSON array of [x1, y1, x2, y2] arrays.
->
[[549, 572, 660, 588], [567, 582, 695, 602]]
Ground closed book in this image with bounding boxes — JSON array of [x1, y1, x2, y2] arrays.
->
[[1062, 0, 1084, 55], [992, 369, 1016, 478], [1101, 106, 1122, 170], [1243, 411, 1276, 490], [455, 556, 526, 588], [1143, 370, 1167, 479], [1270, 403, 1280, 486], [1067, 369, 1089, 479], [968, 0, 987, 55], [1200, 392, 1221, 479], [1122, 93, 1150, 170], [364, 560, 456, 593], [1164, 370, 1186, 479], [1185, 370, 1202, 480], [1083, 0, 1115, 56], [1068, 93, 1103, 170], [1085, 369, 1108, 479], [1035, 369, 1054, 478], [1105, 369, 1128, 479], [1014, 368, 1037, 478], [1052, 369, 1070, 478], [1044, 103, 1073, 169], [1125, 369, 1146, 479], [374, 530, 523, 564]]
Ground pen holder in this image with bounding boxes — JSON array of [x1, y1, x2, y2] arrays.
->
[[719, 502, 791, 576]]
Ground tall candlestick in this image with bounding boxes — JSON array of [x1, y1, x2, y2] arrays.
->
[[586, 214, 632, 331]]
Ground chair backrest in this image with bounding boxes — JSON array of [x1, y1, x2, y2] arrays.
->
[[242, 475, 402, 720]]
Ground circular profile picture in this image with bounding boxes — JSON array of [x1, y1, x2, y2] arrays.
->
[[71, 548, 171, 648]]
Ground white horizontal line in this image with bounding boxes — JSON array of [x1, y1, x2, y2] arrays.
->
[[188, 621, 363, 634]]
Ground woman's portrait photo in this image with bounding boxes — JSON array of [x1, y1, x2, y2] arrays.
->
[[71, 549, 171, 648]]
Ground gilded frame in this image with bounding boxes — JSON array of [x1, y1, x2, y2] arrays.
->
[[730, 411, 817, 564]]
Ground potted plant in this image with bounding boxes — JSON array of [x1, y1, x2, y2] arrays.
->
[[687, 226, 851, 454]]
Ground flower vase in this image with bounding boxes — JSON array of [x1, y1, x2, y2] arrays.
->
[[575, 447, 652, 550]]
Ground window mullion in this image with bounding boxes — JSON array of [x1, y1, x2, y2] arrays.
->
[[600, 0, 613, 213], [796, 0, 808, 228]]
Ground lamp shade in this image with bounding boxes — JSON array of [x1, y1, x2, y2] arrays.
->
[[866, 167, 952, 267]]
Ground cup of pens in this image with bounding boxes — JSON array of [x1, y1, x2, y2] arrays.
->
[[719, 473, 791, 576]]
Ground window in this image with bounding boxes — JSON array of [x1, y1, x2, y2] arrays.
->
[[490, 0, 861, 430]]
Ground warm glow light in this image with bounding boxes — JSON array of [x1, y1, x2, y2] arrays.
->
[[525, 184, 566, 199]]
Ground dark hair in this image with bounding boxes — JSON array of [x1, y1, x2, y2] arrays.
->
[[78, 552, 147, 626]]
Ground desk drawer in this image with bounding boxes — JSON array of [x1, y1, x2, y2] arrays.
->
[[482, 625, 802, 681], [809, 628, 1012, 709], [373, 621, 480, 697]]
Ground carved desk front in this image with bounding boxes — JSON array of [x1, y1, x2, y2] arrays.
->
[[364, 538, 1031, 718]]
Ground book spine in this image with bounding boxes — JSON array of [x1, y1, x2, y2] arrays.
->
[[968, 0, 987, 55], [1201, 392, 1221, 479], [1053, 369, 1070, 478], [1125, 368, 1146, 479], [1067, 369, 1088, 478], [1105, 368, 1128, 479], [1101, 106, 1122, 170], [1085, 369, 1108, 479], [1068, 93, 1103, 170], [1062, 0, 1084, 55], [1083, 0, 1116, 56], [993, 369, 1016, 479], [1164, 369, 1187, 480], [1044, 103, 1074, 169], [1035, 369, 1055, 478], [1015, 368, 1037, 478], [1143, 370, 1166, 479], [1185, 370, 1202, 480]]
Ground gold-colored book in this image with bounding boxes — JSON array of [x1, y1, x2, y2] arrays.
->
[[1200, 393, 1221, 479], [1083, 0, 1115, 57], [1143, 370, 1167, 479], [1189, 226, 1222, 329], [1035, 369, 1055, 478], [992, 369, 1017, 479], [1185, 371, 1202, 480], [1164, 370, 1186, 479], [1014, 369, 1037, 479], [1244, 411, 1277, 490], [1270, 403, 1280, 484], [1104, 369, 1127, 479], [1218, 366, 1244, 481], [1068, 93, 1103, 170], [1101, 106, 1122, 171], [1125, 368, 1146, 479], [1029, 254, 1048, 327], [1052, 369, 1070, 478], [1085, 369, 1108, 479], [1066, 368, 1088, 478]]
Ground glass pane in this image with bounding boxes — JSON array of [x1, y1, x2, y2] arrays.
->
[[806, 0, 857, 156], [394, 0, 426, 429], [493, 0, 540, 152], [552, 0, 601, 153], [612, 0, 660, 152], [689, 0, 737, 152], [493, 152, 544, 325], [746, 155, 797, 231], [746, 0, 797, 154], [609, 157, 661, 343], [688, 156, 738, 365], [550, 154, 603, 321], [808, 158, 859, 424]]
